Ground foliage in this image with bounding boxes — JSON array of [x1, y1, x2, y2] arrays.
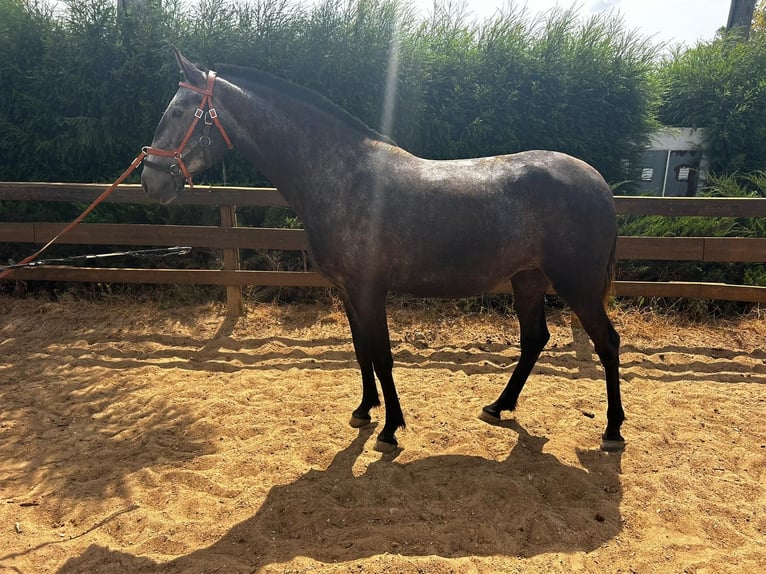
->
[[0, 0, 183, 182], [0, 0, 659, 186], [468, 7, 659, 180], [656, 29, 766, 175], [754, 0, 766, 32]]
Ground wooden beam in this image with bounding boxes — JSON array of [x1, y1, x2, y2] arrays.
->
[[0, 223, 310, 250], [3, 266, 333, 287], [617, 237, 704, 261], [4, 182, 766, 218], [220, 204, 243, 316], [613, 281, 766, 303], [0, 182, 288, 207], [616, 237, 766, 263], [7, 224, 766, 263], [703, 237, 766, 263], [5, 266, 765, 303]]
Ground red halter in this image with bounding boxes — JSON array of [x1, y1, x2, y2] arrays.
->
[[142, 70, 234, 189]]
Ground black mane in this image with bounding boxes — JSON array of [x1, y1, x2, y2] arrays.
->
[[215, 64, 394, 145]]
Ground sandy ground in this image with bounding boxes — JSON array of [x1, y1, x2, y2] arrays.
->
[[0, 294, 765, 574]]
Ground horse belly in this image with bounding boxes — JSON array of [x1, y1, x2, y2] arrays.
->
[[387, 211, 529, 298], [392, 252, 521, 298], [398, 276, 505, 298]]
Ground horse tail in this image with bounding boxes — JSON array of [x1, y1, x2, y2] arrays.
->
[[603, 235, 617, 308]]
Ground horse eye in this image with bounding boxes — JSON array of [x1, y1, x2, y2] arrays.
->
[[171, 108, 184, 118]]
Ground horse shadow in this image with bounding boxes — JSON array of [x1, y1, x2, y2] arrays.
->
[[58, 422, 623, 573]]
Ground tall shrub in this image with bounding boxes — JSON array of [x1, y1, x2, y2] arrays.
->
[[0, 0, 59, 180], [657, 30, 766, 175], [473, 7, 659, 181], [0, 0, 660, 185], [399, 5, 659, 180]]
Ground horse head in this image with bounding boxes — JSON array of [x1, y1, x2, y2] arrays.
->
[[141, 48, 233, 204]]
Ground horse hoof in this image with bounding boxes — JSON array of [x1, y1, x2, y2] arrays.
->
[[600, 438, 626, 452], [374, 439, 398, 454], [349, 415, 371, 428], [478, 409, 502, 425]]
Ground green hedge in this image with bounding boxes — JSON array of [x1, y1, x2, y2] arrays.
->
[[0, 0, 659, 185]]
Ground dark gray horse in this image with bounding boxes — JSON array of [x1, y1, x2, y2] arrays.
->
[[141, 50, 625, 453]]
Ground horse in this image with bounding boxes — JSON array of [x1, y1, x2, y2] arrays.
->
[[141, 49, 625, 453]]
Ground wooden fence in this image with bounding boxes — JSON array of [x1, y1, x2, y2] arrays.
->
[[2, 182, 766, 315]]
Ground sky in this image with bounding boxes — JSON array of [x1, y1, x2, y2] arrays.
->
[[53, 0, 734, 50], [409, 0, 733, 49]]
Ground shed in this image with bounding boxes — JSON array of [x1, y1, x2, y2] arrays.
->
[[631, 127, 707, 196]]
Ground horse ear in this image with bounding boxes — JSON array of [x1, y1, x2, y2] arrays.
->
[[172, 47, 206, 86]]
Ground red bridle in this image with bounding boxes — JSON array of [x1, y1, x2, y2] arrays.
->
[[142, 70, 234, 189]]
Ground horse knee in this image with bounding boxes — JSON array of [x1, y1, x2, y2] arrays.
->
[[372, 353, 394, 378], [594, 325, 620, 364], [520, 327, 549, 356], [609, 325, 620, 349]]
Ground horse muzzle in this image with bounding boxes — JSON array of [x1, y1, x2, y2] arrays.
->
[[141, 163, 184, 205]]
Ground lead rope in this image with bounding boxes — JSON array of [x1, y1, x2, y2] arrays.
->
[[0, 150, 148, 282]]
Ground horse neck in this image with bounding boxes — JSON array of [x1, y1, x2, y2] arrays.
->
[[220, 80, 376, 206]]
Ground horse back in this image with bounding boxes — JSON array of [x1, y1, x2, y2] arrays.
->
[[306, 147, 616, 297]]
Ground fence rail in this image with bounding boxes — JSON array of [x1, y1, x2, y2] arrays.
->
[[2, 182, 766, 313]]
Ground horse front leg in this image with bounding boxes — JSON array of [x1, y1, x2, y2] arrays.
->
[[370, 340, 404, 453], [342, 295, 380, 428], [343, 289, 404, 453]]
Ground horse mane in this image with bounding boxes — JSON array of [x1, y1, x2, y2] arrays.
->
[[215, 64, 395, 145]]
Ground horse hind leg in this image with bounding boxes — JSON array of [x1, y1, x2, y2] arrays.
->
[[480, 269, 550, 424], [558, 284, 625, 451]]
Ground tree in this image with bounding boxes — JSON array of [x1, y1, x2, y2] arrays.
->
[[727, 0, 757, 37], [658, 30, 766, 175], [753, 0, 766, 32]]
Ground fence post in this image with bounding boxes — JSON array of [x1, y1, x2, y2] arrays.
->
[[220, 203, 244, 316]]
